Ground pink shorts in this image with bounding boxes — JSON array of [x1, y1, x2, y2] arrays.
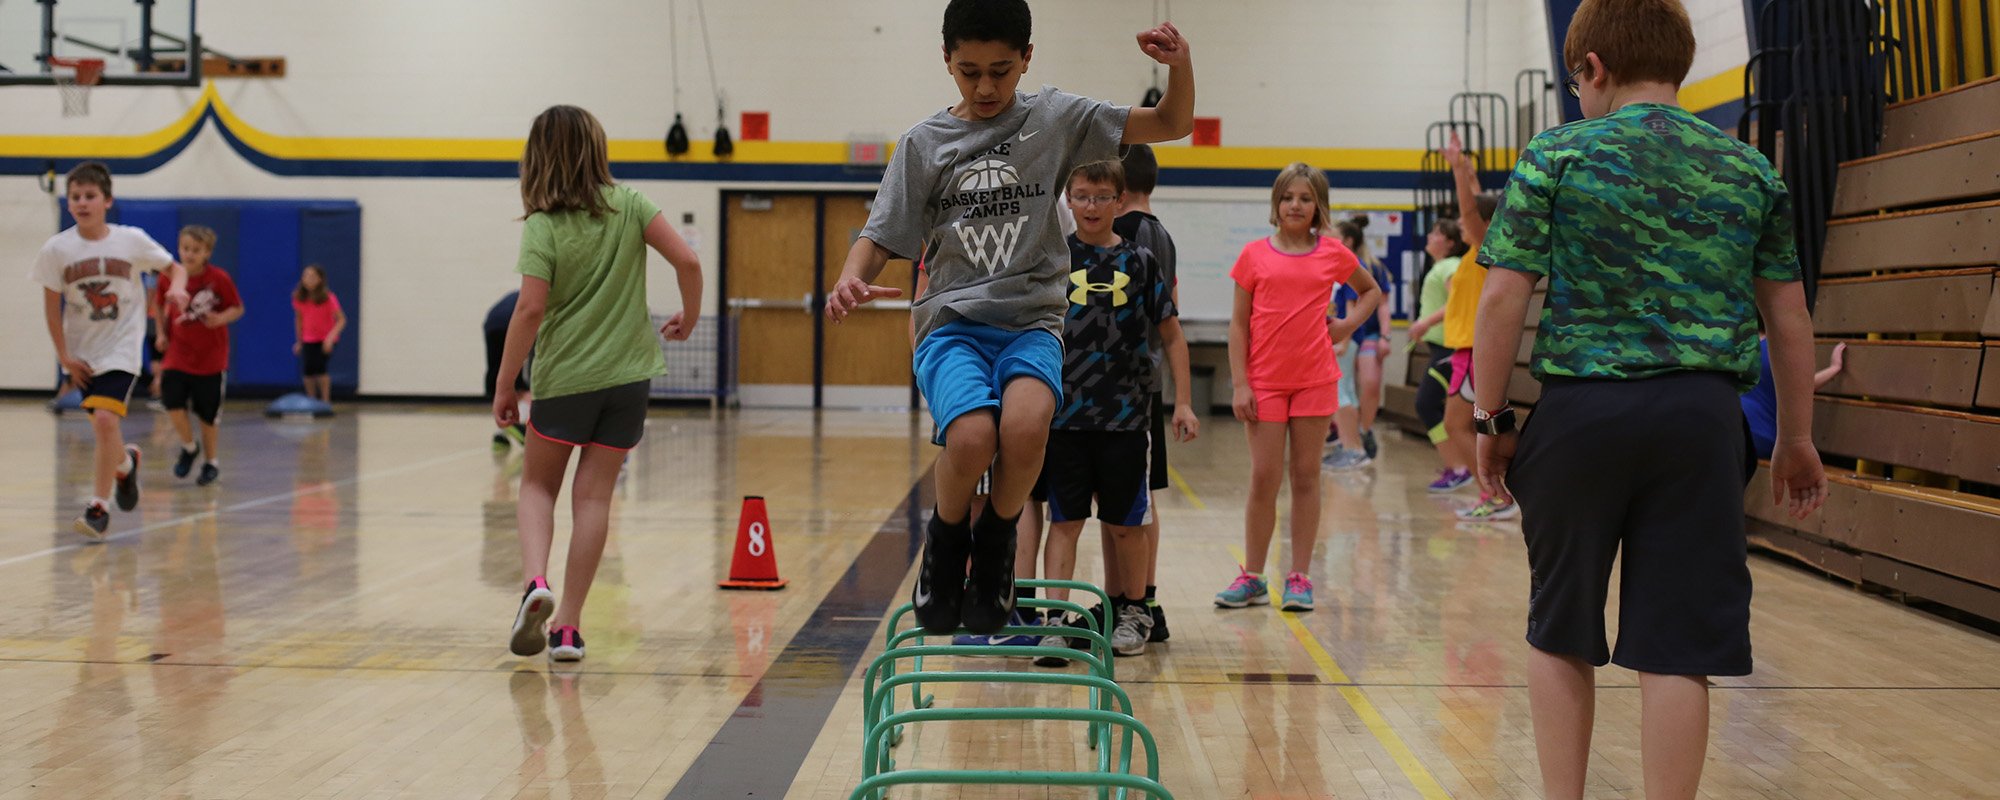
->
[[1254, 382, 1339, 422], [1448, 349, 1476, 400]]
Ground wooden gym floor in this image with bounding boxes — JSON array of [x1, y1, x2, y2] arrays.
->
[[0, 399, 1995, 799]]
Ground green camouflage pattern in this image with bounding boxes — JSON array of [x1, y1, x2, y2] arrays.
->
[[1477, 103, 1801, 389]]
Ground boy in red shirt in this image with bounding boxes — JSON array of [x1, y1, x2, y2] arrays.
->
[[154, 225, 243, 485]]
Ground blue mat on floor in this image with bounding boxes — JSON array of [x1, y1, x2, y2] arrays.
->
[[264, 393, 335, 418]]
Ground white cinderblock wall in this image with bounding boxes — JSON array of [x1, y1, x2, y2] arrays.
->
[[1, 0, 1567, 395]]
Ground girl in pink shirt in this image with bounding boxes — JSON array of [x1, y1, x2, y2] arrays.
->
[[1217, 163, 1383, 612], [291, 264, 347, 403]]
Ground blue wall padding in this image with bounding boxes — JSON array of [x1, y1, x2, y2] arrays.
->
[[59, 198, 363, 397]]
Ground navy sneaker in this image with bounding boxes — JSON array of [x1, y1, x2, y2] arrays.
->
[[173, 444, 200, 479], [912, 513, 970, 635], [73, 503, 109, 540], [196, 463, 220, 487], [114, 444, 142, 511], [1148, 602, 1170, 643]]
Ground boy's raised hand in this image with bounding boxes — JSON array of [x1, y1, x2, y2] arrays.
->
[[1444, 131, 1468, 169], [824, 276, 904, 324], [1136, 22, 1190, 67]]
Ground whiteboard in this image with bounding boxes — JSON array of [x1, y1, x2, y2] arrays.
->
[[1148, 200, 1417, 324], [1148, 199, 1275, 323]]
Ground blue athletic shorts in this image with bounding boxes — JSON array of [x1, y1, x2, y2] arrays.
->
[[914, 319, 1062, 446]]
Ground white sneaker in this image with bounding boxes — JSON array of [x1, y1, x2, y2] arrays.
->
[[1111, 603, 1153, 657], [1033, 633, 1072, 667]]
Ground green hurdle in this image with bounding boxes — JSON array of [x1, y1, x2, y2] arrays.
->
[[851, 579, 1171, 799], [860, 707, 1164, 800], [864, 671, 1137, 782], [848, 770, 1173, 800], [863, 644, 1117, 773], [881, 578, 1116, 714]]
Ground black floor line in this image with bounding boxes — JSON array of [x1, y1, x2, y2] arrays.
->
[[666, 478, 930, 799]]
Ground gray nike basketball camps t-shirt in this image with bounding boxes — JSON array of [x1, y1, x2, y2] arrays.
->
[[862, 86, 1129, 344]]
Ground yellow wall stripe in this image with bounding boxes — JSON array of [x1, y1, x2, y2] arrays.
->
[[0, 91, 207, 158], [1682, 65, 1748, 115], [1, 83, 1455, 172], [4, 77, 1759, 173]]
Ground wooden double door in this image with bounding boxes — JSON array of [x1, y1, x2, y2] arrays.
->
[[723, 192, 916, 408]]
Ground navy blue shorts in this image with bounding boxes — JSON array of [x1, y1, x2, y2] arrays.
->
[[1044, 429, 1152, 526], [914, 320, 1062, 446]]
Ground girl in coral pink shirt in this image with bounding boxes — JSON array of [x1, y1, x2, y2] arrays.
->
[[1217, 163, 1383, 613]]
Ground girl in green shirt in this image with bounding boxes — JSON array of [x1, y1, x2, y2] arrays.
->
[[495, 105, 704, 663]]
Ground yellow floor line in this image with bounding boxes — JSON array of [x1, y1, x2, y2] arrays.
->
[[1200, 517, 1451, 800], [1165, 465, 1206, 511]]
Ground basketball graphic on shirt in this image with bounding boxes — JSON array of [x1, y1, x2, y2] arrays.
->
[[958, 159, 1020, 191]]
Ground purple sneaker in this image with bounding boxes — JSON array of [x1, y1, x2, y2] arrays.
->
[[1428, 468, 1473, 493]]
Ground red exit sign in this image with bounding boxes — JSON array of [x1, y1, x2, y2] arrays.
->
[[848, 140, 889, 165]]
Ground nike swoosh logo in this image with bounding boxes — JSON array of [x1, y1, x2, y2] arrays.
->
[[914, 582, 932, 606], [1018, 130, 1041, 142]]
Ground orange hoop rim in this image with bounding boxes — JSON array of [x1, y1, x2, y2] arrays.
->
[[47, 56, 106, 86]]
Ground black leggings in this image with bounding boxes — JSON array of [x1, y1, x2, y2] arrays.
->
[[1414, 343, 1457, 442]]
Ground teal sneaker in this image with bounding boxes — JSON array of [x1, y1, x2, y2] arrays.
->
[[1214, 570, 1270, 608], [1280, 572, 1315, 612]]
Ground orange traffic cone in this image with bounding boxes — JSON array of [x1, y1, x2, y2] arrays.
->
[[720, 496, 787, 590]]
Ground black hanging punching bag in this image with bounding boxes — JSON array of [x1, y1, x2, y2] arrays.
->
[[666, 113, 691, 156]]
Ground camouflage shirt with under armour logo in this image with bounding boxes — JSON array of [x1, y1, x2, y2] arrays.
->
[[1478, 102, 1802, 389], [1054, 235, 1175, 431]]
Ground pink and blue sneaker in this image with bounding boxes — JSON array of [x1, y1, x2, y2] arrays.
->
[[1214, 570, 1271, 608]]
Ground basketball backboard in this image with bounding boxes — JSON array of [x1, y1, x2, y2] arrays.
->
[[0, 0, 200, 87]]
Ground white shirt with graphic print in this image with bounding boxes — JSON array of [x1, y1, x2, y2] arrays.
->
[[862, 86, 1128, 345], [30, 224, 176, 377]]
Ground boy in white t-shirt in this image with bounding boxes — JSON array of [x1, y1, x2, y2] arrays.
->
[[33, 162, 188, 539]]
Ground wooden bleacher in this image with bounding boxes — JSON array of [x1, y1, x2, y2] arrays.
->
[[1750, 78, 2000, 620], [1381, 76, 2000, 622]]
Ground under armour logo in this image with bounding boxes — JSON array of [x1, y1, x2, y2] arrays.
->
[[1070, 270, 1131, 306]]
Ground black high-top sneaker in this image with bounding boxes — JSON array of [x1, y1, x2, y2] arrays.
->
[[913, 511, 971, 634], [960, 507, 1019, 634]]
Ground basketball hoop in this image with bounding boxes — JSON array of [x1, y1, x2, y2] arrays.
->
[[49, 57, 105, 118]]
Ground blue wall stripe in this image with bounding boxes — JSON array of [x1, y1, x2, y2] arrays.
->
[[11, 103, 1429, 190]]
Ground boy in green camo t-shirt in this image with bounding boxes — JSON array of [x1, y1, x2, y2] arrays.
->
[[1464, 0, 1829, 797]]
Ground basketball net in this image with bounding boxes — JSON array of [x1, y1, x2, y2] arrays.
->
[[51, 58, 104, 118]]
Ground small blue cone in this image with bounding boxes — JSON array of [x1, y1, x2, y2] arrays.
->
[[264, 392, 335, 418], [47, 389, 83, 414]]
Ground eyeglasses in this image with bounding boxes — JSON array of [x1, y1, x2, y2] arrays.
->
[[1069, 195, 1119, 208], [1566, 64, 1586, 98]]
